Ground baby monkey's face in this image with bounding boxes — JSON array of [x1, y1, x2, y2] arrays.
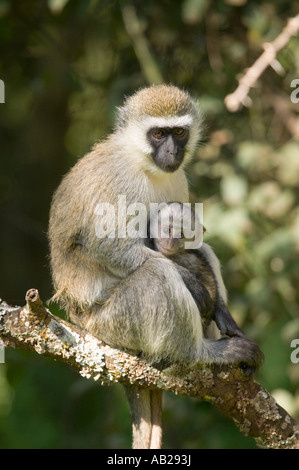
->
[[153, 218, 187, 256], [151, 203, 205, 255]]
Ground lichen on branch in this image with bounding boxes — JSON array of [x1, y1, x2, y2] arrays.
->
[[0, 289, 298, 449]]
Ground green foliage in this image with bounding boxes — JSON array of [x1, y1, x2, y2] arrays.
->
[[0, 0, 298, 449]]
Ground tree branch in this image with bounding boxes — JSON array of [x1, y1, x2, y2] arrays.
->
[[1, 288, 298, 449], [225, 14, 299, 112], [121, 4, 163, 85]]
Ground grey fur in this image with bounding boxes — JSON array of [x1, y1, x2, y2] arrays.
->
[[48, 85, 263, 449]]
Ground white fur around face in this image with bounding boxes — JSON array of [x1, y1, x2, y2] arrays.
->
[[140, 115, 194, 130], [116, 114, 201, 174]]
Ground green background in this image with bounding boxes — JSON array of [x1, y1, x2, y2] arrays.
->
[[0, 0, 298, 449]]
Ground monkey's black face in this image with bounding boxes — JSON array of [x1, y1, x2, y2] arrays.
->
[[147, 127, 189, 172]]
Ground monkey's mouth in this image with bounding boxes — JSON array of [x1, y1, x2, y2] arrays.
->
[[155, 159, 182, 173], [153, 149, 184, 173], [161, 247, 177, 255], [163, 163, 181, 173]]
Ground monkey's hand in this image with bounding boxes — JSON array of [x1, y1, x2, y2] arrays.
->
[[234, 337, 265, 376], [203, 336, 264, 376], [214, 301, 245, 338]]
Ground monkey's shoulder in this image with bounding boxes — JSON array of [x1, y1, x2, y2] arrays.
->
[[69, 136, 117, 177], [51, 136, 124, 204]]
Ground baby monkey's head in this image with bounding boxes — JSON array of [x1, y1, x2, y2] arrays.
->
[[150, 202, 205, 256]]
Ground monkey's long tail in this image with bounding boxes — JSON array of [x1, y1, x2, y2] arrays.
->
[[200, 336, 264, 371], [124, 385, 162, 449]]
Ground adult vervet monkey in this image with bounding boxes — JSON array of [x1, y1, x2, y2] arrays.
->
[[48, 85, 263, 449]]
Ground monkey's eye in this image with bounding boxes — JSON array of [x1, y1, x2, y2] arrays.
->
[[162, 227, 171, 235], [173, 128, 187, 138], [152, 129, 165, 139], [173, 231, 184, 239]]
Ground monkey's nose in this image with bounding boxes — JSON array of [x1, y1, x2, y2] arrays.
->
[[165, 137, 176, 157]]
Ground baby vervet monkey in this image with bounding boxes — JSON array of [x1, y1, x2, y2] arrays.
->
[[149, 202, 244, 338]]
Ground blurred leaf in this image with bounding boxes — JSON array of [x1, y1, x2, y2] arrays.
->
[[182, 0, 210, 24], [237, 141, 274, 174], [248, 182, 294, 219], [275, 142, 299, 187], [48, 0, 69, 14], [220, 173, 248, 206], [271, 389, 296, 417], [206, 207, 252, 249], [0, 366, 13, 418], [254, 229, 292, 262]]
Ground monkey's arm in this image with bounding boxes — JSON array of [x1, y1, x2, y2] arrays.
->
[[94, 237, 165, 278], [213, 301, 244, 337], [173, 264, 214, 320], [193, 244, 244, 338], [146, 239, 213, 319], [175, 264, 243, 337]]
